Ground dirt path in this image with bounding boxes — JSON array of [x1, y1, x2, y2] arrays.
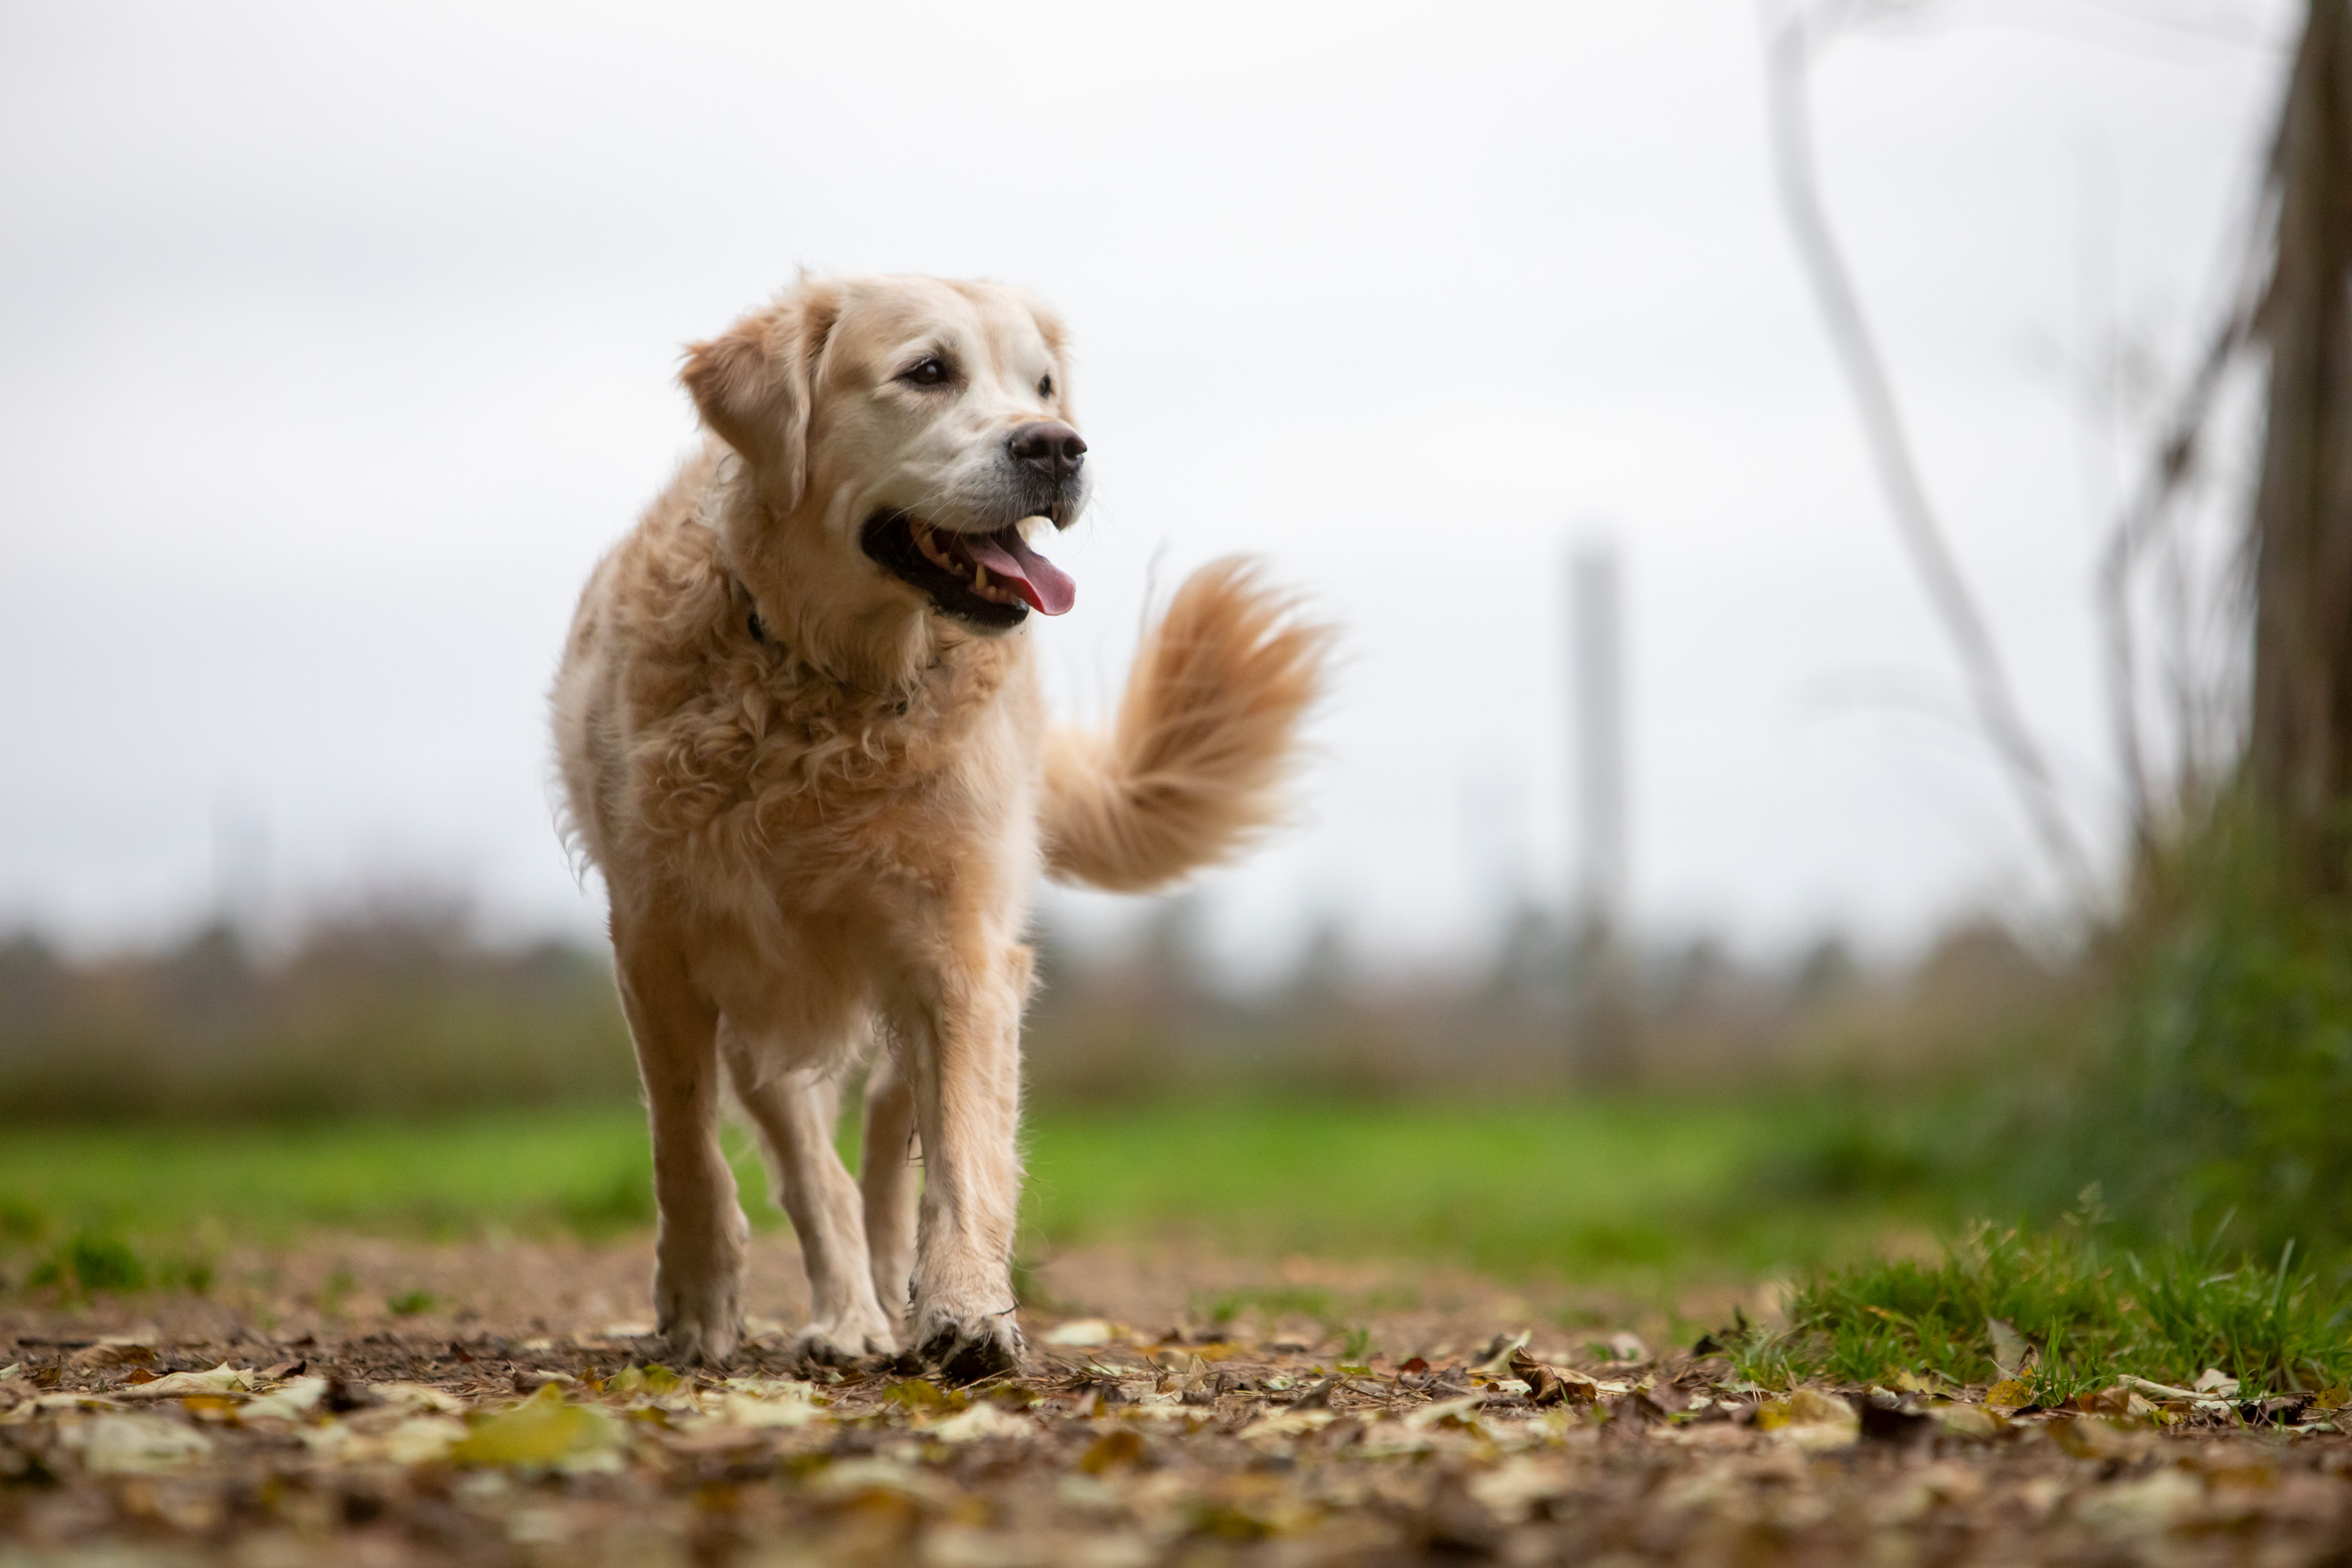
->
[[3, 1238, 2347, 1566]]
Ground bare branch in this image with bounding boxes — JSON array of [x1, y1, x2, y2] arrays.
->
[[1758, 0, 2097, 901], [2095, 286, 2258, 855]]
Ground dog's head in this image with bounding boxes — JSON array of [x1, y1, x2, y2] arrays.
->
[[682, 274, 1085, 680]]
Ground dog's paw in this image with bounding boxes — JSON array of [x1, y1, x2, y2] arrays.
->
[[912, 1308, 1025, 1384], [793, 1309, 899, 1369], [655, 1274, 742, 1367]]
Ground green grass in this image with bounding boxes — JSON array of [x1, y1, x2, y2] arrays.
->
[[1730, 1207, 2352, 1400], [0, 1107, 672, 1243], [1016, 1097, 1911, 1279], [0, 1095, 1915, 1287], [7, 1098, 2343, 1392], [2007, 804, 2352, 1255]]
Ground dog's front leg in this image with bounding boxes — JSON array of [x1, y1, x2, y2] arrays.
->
[[901, 943, 1032, 1381], [724, 1051, 899, 1366], [612, 917, 746, 1365], [858, 1049, 920, 1330]]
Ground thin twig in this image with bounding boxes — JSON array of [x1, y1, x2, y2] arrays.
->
[[2095, 291, 2257, 855], [1759, 0, 2096, 902]]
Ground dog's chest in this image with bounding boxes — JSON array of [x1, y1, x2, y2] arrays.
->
[[647, 652, 1037, 916], [677, 687, 1040, 1035]]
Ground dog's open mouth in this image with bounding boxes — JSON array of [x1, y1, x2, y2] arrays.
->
[[860, 512, 1076, 629]]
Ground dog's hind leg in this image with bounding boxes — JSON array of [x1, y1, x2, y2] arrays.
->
[[858, 1048, 921, 1332], [613, 916, 746, 1366], [724, 1043, 899, 1364]]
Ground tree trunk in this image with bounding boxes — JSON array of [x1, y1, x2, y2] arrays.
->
[[2249, 0, 2352, 894]]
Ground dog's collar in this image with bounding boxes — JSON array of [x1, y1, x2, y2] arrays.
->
[[723, 567, 782, 655]]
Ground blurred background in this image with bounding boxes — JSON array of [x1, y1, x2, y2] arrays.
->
[[4, 0, 2347, 1300]]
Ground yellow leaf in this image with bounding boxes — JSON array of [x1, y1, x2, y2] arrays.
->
[[1079, 1428, 1145, 1473], [1784, 1388, 1854, 1426], [716, 1391, 819, 1429], [447, 1382, 621, 1470], [884, 1379, 961, 1413], [1932, 1403, 2003, 1439], [1042, 1319, 1115, 1348], [380, 1416, 466, 1465], [239, 1377, 328, 1421], [1756, 1388, 1859, 1450], [601, 1363, 684, 1400], [1984, 1379, 2034, 1410], [931, 1402, 1028, 1443]]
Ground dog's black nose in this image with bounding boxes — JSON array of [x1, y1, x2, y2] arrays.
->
[[1009, 421, 1087, 482]]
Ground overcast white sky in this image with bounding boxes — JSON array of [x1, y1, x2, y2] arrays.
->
[[0, 0, 2296, 972]]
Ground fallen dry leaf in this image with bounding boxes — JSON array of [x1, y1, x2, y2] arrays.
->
[[1984, 1377, 2034, 1410], [444, 1381, 622, 1472], [2194, 1367, 2243, 1399], [1986, 1317, 2034, 1380], [1756, 1388, 1860, 1450], [5, 1245, 2350, 1566], [1043, 1317, 1116, 1347], [108, 1363, 252, 1399], [61, 1411, 212, 1475]]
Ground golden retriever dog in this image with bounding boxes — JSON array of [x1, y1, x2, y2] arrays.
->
[[551, 274, 1328, 1377]]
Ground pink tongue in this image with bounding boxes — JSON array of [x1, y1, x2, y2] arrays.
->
[[966, 526, 1076, 615]]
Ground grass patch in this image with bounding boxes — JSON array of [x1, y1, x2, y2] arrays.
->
[[1197, 1285, 1338, 1330], [1018, 1096, 1915, 1281], [0, 1095, 1922, 1288], [1733, 1205, 2352, 1399], [17, 1229, 214, 1300], [2006, 809, 2352, 1254]]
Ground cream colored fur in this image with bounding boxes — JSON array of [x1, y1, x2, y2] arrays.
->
[[550, 274, 1328, 1375]]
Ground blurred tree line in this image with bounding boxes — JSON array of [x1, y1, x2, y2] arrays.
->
[[0, 894, 637, 1118], [0, 887, 2062, 1121], [1023, 899, 2063, 1102]]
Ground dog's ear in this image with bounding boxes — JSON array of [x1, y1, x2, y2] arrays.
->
[[681, 284, 840, 507]]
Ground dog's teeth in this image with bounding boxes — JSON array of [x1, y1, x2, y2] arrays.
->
[[974, 564, 989, 590]]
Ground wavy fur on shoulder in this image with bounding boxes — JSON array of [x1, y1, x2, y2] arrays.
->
[[1042, 557, 1333, 893]]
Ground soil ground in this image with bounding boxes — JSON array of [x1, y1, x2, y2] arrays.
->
[[3, 1236, 2348, 1566]]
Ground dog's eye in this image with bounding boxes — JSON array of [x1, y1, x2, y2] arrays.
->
[[1037, 374, 1054, 399], [901, 356, 952, 387]]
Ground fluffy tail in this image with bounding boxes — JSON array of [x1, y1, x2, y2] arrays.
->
[[1042, 557, 1333, 893]]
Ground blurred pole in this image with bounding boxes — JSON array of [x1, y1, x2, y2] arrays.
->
[[1571, 546, 1627, 929], [1569, 543, 1636, 1082], [210, 798, 270, 946]]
